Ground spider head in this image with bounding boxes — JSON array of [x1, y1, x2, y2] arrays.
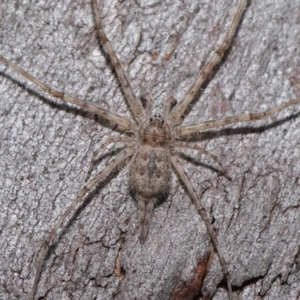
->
[[139, 113, 170, 146], [149, 113, 164, 128]]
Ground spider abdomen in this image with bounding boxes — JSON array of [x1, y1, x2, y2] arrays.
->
[[129, 146, 170, 198]]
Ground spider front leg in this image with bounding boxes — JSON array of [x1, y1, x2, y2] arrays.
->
[[30, 147, 135, 300], [92, 0, 144, 124], [0, 54, 133, 130], [169, 0, 247, 124], [175, 97, 300, 137], [142, 92, 154, 117], [163, 96, 177, 122], [170, 154, 233, 300]]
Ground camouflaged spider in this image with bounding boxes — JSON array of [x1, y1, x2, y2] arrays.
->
[[1, 0, 300, 299]]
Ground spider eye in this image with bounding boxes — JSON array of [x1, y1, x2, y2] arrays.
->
[[150, 117, 153, 122]]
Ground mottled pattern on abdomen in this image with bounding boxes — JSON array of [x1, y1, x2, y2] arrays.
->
[[129, 146, 170, 198]]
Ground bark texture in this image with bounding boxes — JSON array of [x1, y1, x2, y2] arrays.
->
[[0, 0, 300, 299]]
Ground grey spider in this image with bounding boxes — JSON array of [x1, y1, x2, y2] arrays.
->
[[1, 0, 300, 299]]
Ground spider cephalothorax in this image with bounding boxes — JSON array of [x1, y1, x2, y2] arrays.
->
[[139, 113, 171, 146]]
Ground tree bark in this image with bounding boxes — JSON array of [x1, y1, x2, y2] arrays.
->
[[0, 0, 300, 299]]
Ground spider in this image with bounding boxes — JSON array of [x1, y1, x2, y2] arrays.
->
[[1, 0, 300, 299]]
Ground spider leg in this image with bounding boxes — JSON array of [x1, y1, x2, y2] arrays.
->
[[86, 136, 136, 181], [175, 98, 300, 137], [171, 141, 231, 180], [169, 0, 247, 124], [163, 96, 176, 123], [30, 146, 135, 300], [92, 0, 144, 124], [138, 196, 155, 244], [144, 92, 154, 117], [170, 154, 233, 300], [0, 54, 132, 130]]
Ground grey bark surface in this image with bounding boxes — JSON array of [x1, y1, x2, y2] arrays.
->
[[1, 0, 300, 299]]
